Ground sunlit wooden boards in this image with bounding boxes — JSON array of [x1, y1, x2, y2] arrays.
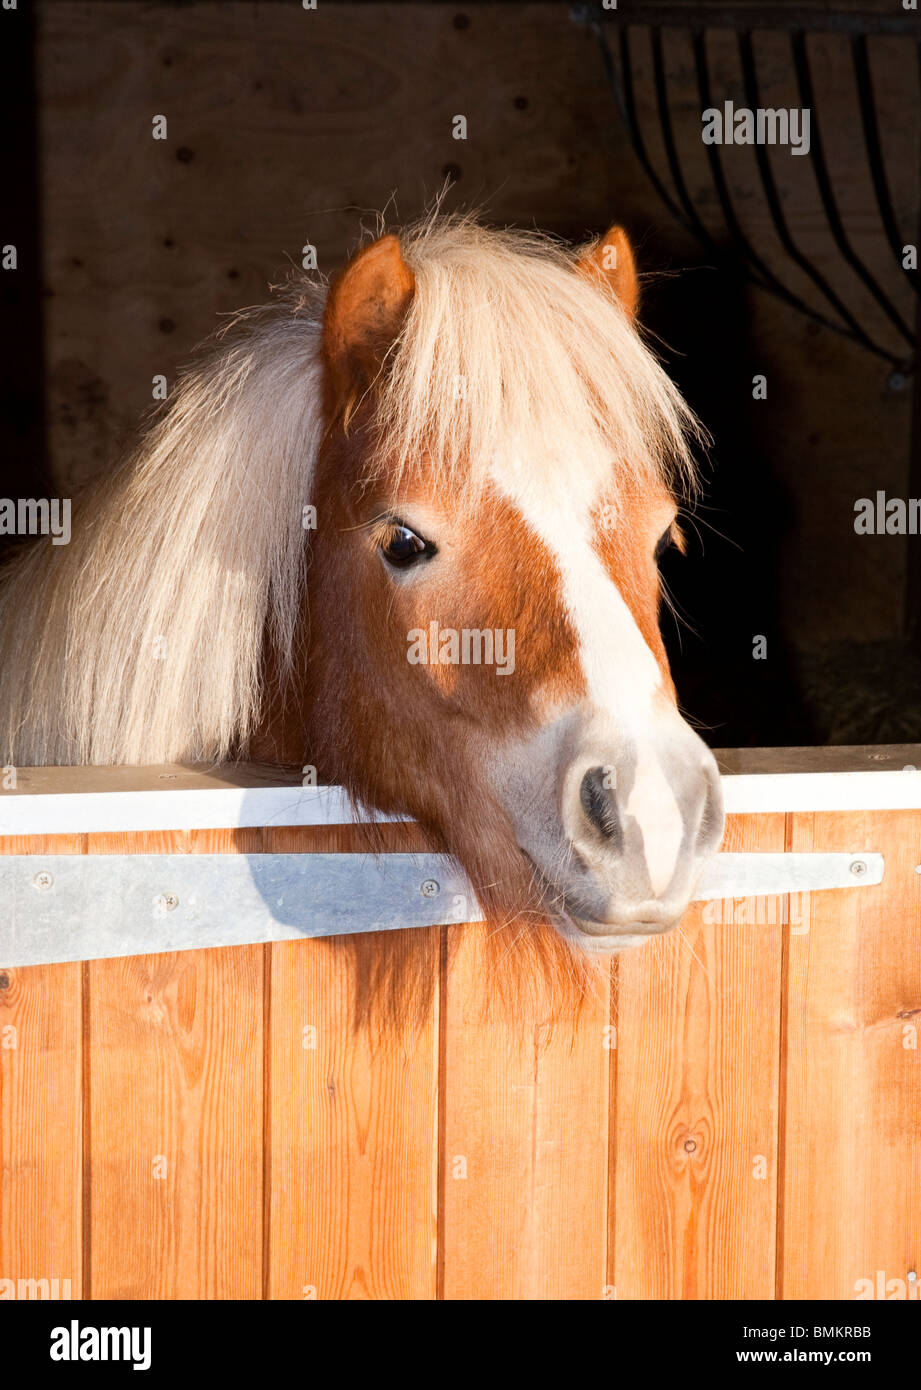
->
[[0, 835, 83, 1302], [610, 812, 786, 1299], [2, 803, 920, 1299], [781, 810, 921, 1300]]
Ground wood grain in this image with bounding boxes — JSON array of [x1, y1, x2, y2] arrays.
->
[[0, 835, 84, 1301], [83, 828, 264, 1299], [3, 800, 921, 1299], [610, 813, 786, 1299], [441, 923, 612, 1300], [264, 824, 440, 1300], [780, 810, 921, 1299]]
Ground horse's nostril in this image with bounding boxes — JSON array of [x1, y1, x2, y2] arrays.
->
[[579, 766, 623, 849]]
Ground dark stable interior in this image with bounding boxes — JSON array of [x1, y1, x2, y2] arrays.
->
[[1, 0, 918, 749]]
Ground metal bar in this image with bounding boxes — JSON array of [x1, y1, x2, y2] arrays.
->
[[594, 16, 895, 359], [694, 851, 884, 900], [692, 26, 894, 341], [581, 6, 915, 367], [738, 28, 885, 350], [650, 25, 718, 250], [791, 28, 916, 348], [0, 850, 886, 968], [586, 4, 921, 39], [0, 853, 481, 967], [593, 18, 699, 237], [852, 31, 920, 298]]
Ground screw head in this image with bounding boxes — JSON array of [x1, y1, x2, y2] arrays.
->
[[33, 871, 53, 891], [888, 370, 908, 393], [420, 879, 440, 898], [849, 859, 867, 877], [156, 891, 179, 912]]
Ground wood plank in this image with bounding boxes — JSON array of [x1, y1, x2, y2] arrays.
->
[[0, 749, 918, 842], [0, 761, 305, 795], [781, 809, 921, 1299], [1, 745, 917, 795], [441, 923, 611, 1300], [0, 834, 84, 1301], [610, 812, 786, 1299], [84, 828, 264, 1299], [265, 823, 440, 1300], [714, 745, 921, 776]]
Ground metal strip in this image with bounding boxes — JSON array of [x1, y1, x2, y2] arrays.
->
[[0, 853, 480, 967], [791, 28, 915, 349], [737, 28, 884, 351], [0, 851, 885, 968], [694, 851, 883, 900], [602, 22, 697, 236], [852, 33, 920, 299], [582, 7, 915, 369], [650, 26, 718, 250], [691, 26, 888, 342], [585, 4, 921, 39]]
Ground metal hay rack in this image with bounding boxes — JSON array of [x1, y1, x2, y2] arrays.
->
[[574, 1, 920, 378]]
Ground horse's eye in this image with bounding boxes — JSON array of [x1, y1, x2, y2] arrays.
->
[[379, 521, 436, 569], [654, 528, 673, 562]]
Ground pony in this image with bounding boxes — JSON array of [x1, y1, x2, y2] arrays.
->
[[0, 214, 724, 963]]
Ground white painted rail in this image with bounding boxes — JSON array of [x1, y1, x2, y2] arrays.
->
[[0, 748, 919, 835]]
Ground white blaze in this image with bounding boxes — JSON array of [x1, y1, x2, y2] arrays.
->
[[624, 740, 685, 896], [491, 449, 684, 896]]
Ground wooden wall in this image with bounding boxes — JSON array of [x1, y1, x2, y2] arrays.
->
[[36, 1, 625, 494], [2, 801, 919, 1299]]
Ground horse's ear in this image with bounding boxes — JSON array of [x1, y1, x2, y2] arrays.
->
[[575, 224, 639, 319], [323, 234, 415, 411]]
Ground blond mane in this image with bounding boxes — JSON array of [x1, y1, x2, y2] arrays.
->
[[0, 217, 701, 766], [389, 215, 701, 504]]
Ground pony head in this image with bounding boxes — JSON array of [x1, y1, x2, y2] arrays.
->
[[0, 214, 723, 957], [302, 218, 724, 951]]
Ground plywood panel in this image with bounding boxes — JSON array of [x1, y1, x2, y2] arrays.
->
[[781, 809, 921, 1299], [37, 1, 624, 494], [0, 834, 84, 1301], [84, 828, 264, 1299], [441, 924, 611, 1300], [265, 824, 440, 1300], [610, 812, 786, 1299]]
